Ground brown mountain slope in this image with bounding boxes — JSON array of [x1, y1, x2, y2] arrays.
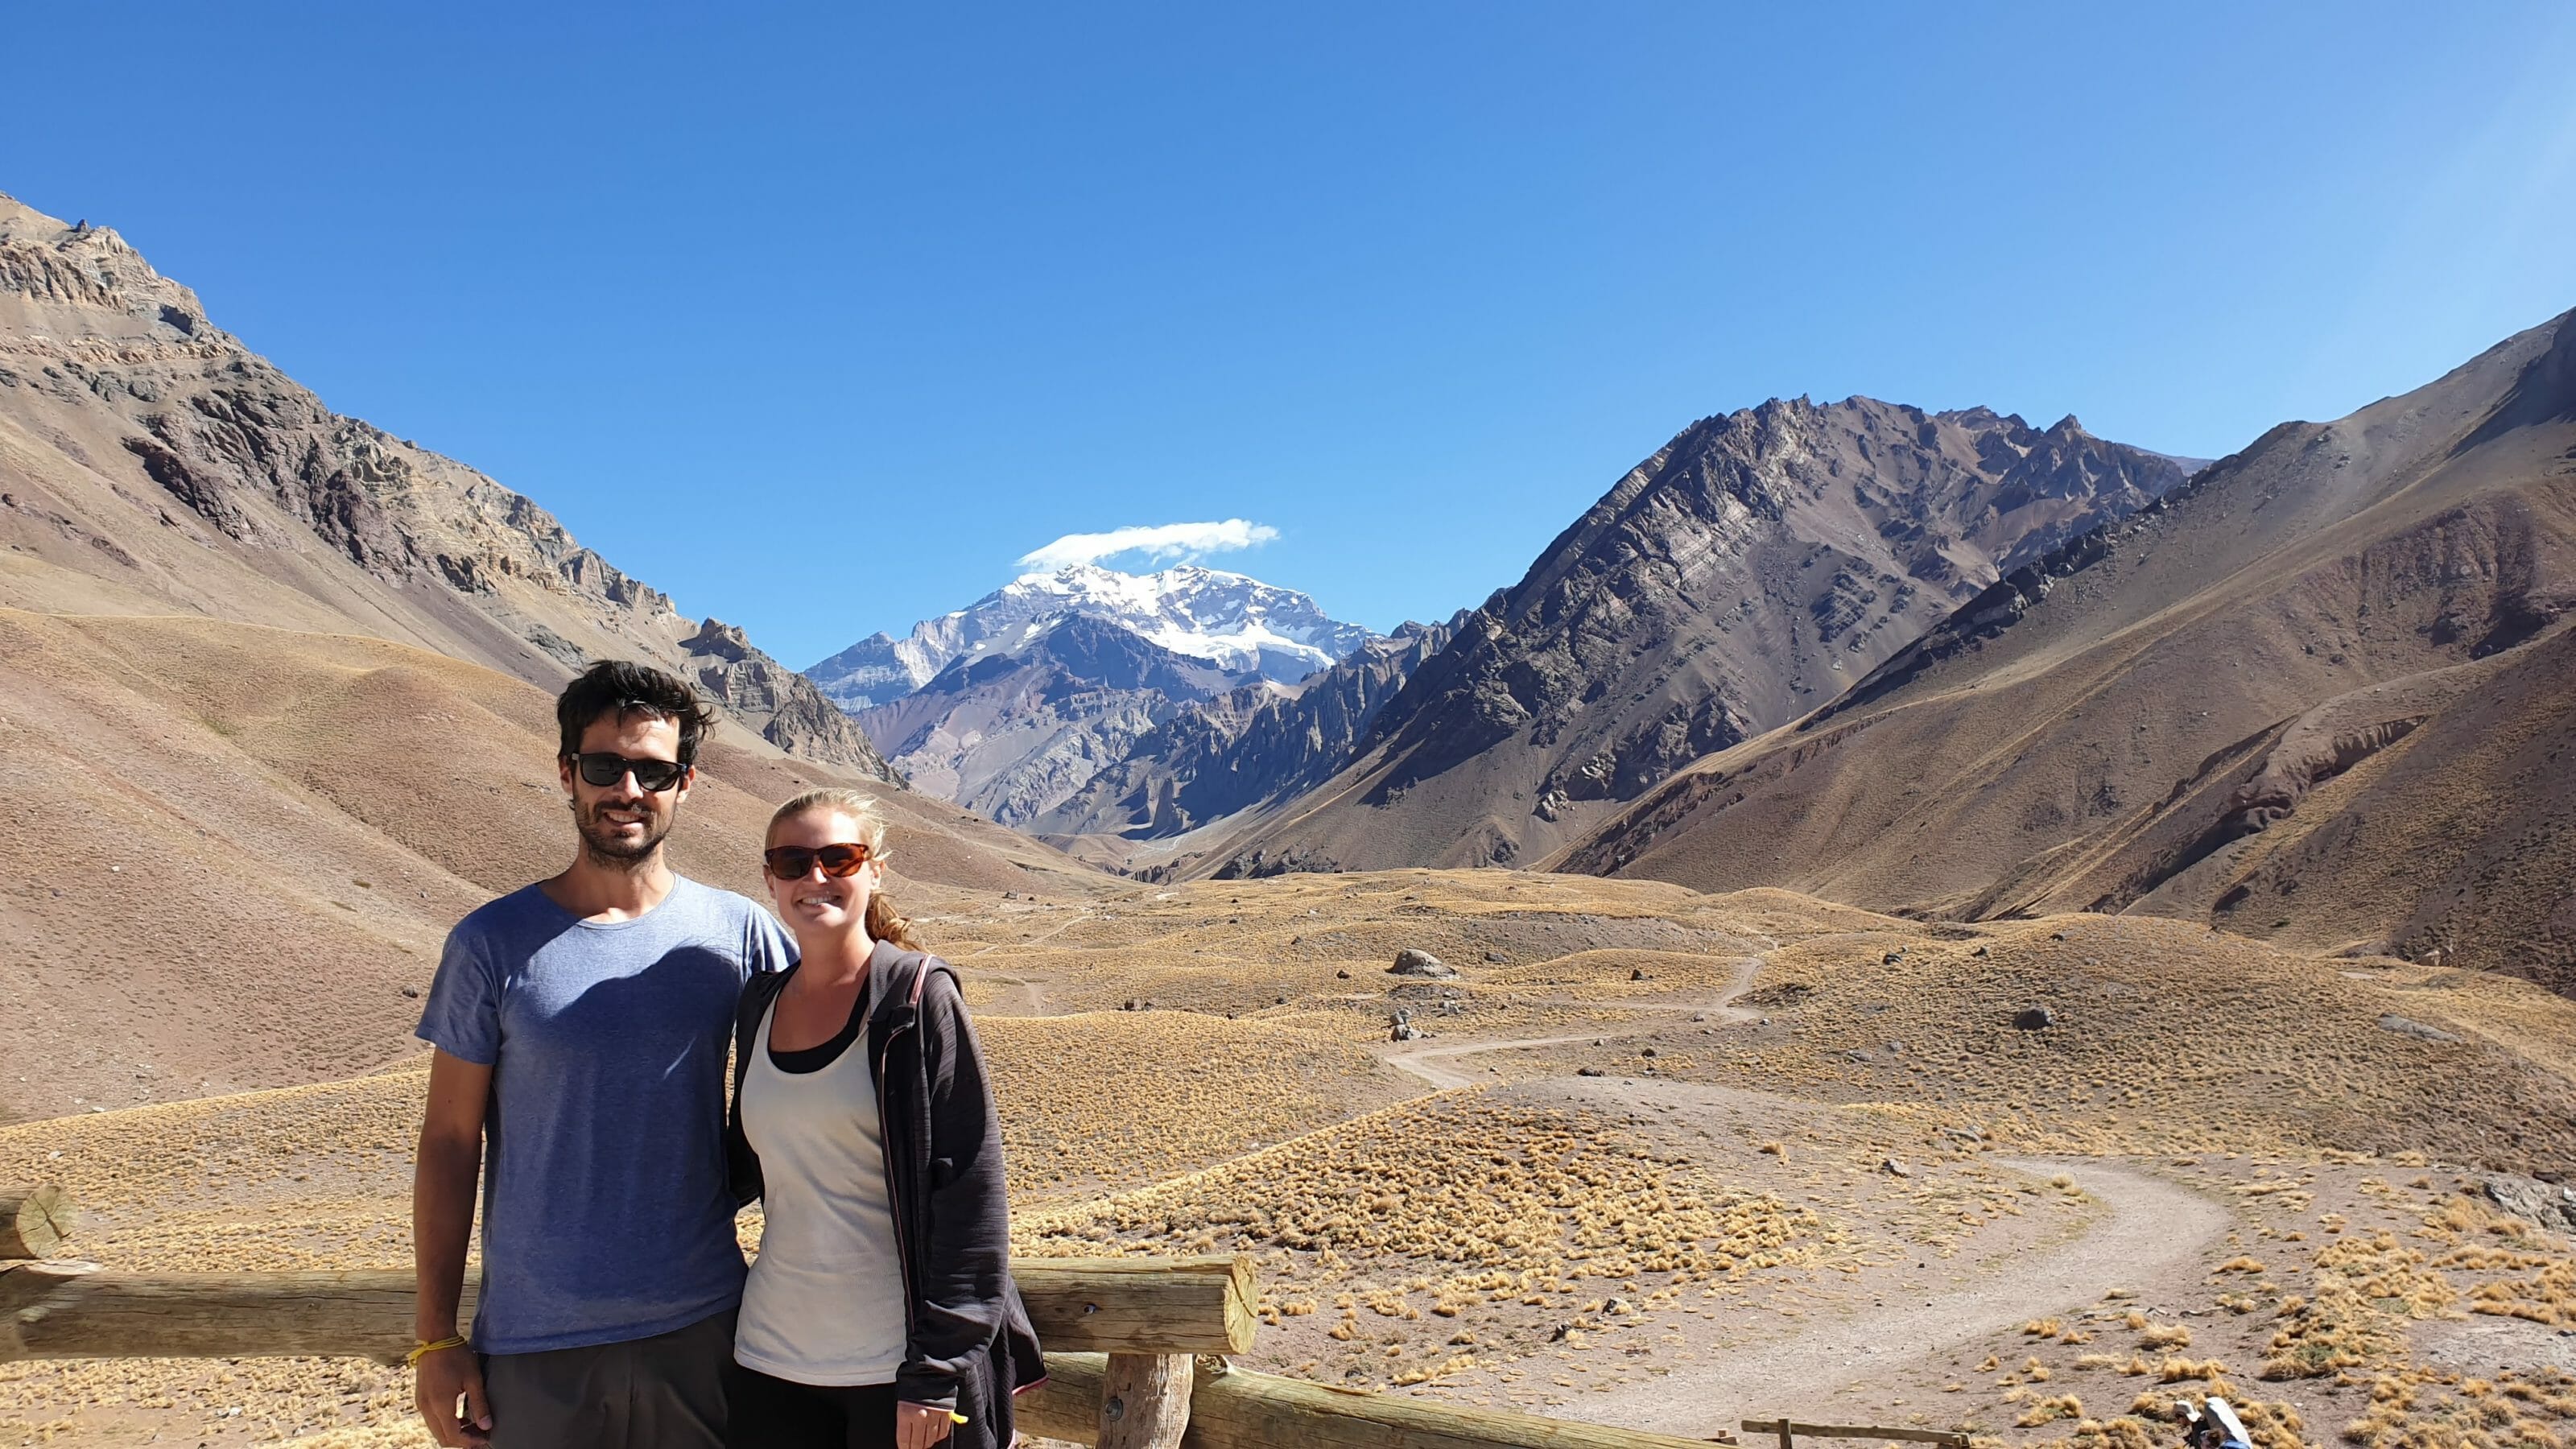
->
[[1198, 400, 2189, 877], [0, 191, 892, 777], [0, 191, 1104, 1125], [1560, 308, 2576, 995], [0, 609, 1103, 1128]]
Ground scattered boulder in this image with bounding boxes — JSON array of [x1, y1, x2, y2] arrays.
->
[[2013, 1006, 2055, 1030], [1640, 1046, 1657, 1058], [1335, 969, 1351, 979], [2379, 1014, 2462, 1043], [2481, 1175, 2576, 1234], [1577, 1067, 1605, 1077], [1484, 951, 1507, 964], [399, 985, 422, 999], [1880, 1158, 1911, 1178], [1882, 951, 1903, 964], [1971, 945, 1990, 958], [1630, 968, 1649, 981], [1389, 948, 1457, 979]]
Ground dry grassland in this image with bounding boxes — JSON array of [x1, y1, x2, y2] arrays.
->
[[1971, 1162, 2576, 1449], [1541, 911, 2576, 1172], [1017, 1091, 1854, 1389], [9, 870, 2576, 1448]]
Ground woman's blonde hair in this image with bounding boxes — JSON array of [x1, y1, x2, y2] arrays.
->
[[766, 787, 920, 949]]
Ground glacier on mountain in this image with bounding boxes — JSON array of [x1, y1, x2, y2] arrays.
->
[[808, 564, 1377, 709]]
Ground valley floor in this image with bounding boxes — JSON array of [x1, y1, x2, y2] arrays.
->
[[6, 871, 2575, 1449]]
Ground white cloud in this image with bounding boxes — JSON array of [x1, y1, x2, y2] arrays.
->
[[1018, 518, 1281, 572]]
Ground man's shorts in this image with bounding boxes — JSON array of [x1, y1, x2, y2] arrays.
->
[[480, 1309, 737, 1449]]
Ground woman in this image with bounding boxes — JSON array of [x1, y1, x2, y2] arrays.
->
[[726, 788, 1042, 1449]]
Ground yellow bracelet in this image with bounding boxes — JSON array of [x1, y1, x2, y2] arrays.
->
[[407, 1335, 469, 1365]]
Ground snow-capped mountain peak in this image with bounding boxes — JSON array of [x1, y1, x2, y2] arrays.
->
[[807, 564, 1378, 710]]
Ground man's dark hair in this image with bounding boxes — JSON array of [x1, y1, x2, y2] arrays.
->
[[555, 661, 719, 766]]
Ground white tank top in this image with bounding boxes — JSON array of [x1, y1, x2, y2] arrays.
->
[[734, 991, 910, 1385]]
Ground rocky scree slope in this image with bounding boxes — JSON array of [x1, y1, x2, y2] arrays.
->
[[0, 192, 894, 779], [1206, 400, 2190, 877], [1563, 308, 2576, 997]]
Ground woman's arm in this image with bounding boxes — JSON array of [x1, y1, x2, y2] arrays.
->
[[891, 968, 1014, 1411]]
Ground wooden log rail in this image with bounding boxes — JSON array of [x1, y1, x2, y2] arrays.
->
[[1742, 1421, 1971, 1449], [0, 1255, 1252, 1362], [2, 1182, 1738, 1449]]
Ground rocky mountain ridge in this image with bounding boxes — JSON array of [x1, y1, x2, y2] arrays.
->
[[1200, 398, 2194, 875], [0, 192, 893, 779], [1031, 611, 1467, 855], [852, 612, 1269, 825], [810, 562, 1377, 710], [1560, 308, 2576, 995]]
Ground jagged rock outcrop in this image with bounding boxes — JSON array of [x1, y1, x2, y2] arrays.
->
[[1204, 399, 2191, 875], [0, 192, 894, 782], [682, 619, 899, 775]]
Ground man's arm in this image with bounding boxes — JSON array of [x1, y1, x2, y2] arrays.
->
[[414, 1048, 494, 1448]]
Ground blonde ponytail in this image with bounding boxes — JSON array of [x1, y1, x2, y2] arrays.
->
[[766, 787, 923, 950]]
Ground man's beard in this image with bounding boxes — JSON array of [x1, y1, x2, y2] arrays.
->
[[575, 797, 675, 870]]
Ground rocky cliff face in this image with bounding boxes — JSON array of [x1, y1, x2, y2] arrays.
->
[[1033, 613, 1463, 844], [0, 192, 895, 782], [854, 613, 1262, 824], [1203, 399, 2191, 875]]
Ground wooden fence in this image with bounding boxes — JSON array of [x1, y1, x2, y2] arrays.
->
[[2, 1183, 1728, 1449]]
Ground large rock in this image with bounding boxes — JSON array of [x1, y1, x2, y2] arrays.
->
[[2482, 1175, 2576, 1234], [1388, 948, 1457, 979]]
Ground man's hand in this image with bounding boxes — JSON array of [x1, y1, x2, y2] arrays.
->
[[415, 1344, 493, 1447], [896, 1399, 956, 1449]]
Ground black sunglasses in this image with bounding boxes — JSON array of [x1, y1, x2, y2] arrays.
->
[[764, 843, 873, 879], [569, 752, 689, 792]]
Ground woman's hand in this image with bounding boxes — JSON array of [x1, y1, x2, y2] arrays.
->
[[896, 1399, 957, 1449]]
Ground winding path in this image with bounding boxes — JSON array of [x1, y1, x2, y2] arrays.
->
[[1368, 946, 2235, 1432], [1380, 952, 1765, 1088], [1602, 1155, 2231, 1438]]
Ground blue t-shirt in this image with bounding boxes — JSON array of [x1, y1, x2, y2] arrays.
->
[[415, 875, 795, 1354]]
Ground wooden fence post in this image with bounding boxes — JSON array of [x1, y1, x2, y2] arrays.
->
[[1098, 1350, 1195, 1449], [0, 1187, 72, 1261]]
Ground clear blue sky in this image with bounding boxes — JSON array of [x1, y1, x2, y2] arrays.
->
[[6, 2, 2573, 667]]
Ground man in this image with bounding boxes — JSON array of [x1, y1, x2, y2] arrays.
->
[[412, 661, 795, 1448]]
